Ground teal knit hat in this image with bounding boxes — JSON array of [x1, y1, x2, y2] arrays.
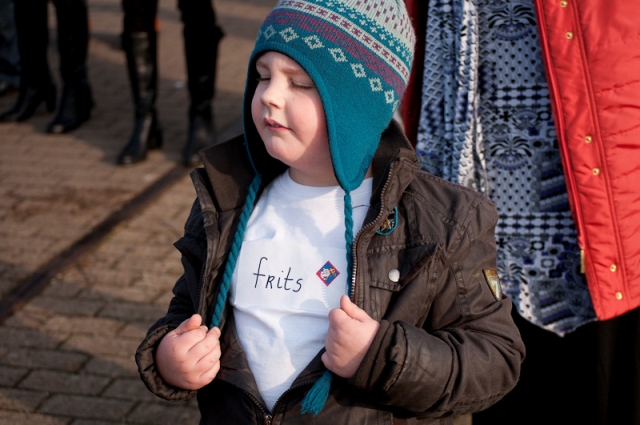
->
[[210, 0, 415, 417]]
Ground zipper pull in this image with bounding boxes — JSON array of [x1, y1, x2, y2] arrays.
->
[[580, 248, 585, 274], [264, 414, 272, 425]]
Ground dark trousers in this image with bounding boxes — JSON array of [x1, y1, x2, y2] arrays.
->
[[473, 308, 640, 425], [14, 0, 89, 87], [0, 0, 20, 85], [122, 0, 223, 114]]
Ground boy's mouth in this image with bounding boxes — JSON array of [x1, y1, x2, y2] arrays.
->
[[264, 118, 287, 130]]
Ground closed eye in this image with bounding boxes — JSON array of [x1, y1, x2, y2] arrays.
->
[[290, 79, 315, 90]]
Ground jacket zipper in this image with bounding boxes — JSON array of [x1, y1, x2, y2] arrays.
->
[[225, 378, 317, 424], [235, 385, 271, 423], [350, 162, 396, 302]]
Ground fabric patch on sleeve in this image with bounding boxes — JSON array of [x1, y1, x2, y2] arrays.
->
[[483, 269, 503, 301]]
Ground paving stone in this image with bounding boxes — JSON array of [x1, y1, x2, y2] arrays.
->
[[63, 334, 140, 358], [0, 366, 29, 387], [71, 419, 120, 425], [0, 410, 70, 425], [0, 388, 48, 411], [82, 356, 138, 379], [0, 328, 62, 350], [28, 296, 106, 317], [101, 378, 157, 402], [39, 395, 134, 421], [4, 305, 55, 328], [19, 370, 111, 396], [41, 279, 86, 298], [43, 316, 125, 336], [126, 401, 199, 425], [96, 302, 167, 324], [1, 348, 88, 372]]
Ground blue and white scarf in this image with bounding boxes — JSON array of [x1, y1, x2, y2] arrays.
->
[[416, 0, 596, 336]]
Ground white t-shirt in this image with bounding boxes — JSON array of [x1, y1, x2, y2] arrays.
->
[[230, 170, 372, 410]]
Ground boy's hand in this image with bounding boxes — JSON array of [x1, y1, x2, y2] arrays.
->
[[156, 314, 221, 390], [322, 294, 380, 378]]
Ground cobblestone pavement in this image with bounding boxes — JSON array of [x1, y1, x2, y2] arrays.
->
[[0, 0, 275, 423]]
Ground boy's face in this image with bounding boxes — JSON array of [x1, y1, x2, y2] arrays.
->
[[251, 51, 335, 186]]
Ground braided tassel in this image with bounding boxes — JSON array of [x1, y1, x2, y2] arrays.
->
[[301, 192, 355, 416], [300, 369, 333, 416], [210, 175, 262, 328]]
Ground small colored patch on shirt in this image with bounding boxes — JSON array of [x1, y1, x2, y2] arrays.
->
[[483, 269, 503, 301], [317, 261, 340, 286]]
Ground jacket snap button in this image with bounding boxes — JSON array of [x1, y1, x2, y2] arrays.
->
[[560, 0, 567, 6], [615, 292, 623, 300], [566, 32, 573, 39], [610, 264, 617, 272], [388, 269, 400, 283], [592, 168, 600, 175], [585, 135, 592, 143]]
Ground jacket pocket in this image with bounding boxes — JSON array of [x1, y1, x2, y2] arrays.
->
[[364, 243, 439, 322]]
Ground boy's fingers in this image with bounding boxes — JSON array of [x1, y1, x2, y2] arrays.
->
[[209, 326, 221, 338], [190, 326, 222, 358], [339, 294, 368, 321], [174, 314, 204, 335]]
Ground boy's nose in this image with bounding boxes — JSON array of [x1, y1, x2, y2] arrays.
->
[[260, 80, 284, 107]]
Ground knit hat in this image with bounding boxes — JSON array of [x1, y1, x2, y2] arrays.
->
[[210, 0, 415, 416]]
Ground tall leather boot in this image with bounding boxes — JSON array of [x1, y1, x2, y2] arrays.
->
[[0, 0, 56, 122], [180, 3, 223, 166], [116, 31, 163, 165], [46, 0, 94, 134], [0, 78, 56, 122]]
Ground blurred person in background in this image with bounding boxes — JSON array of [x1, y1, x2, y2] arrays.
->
[[116, 0, 223, 167], [0, 0, 93, 133]]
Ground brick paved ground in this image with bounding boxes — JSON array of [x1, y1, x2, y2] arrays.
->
[[0, 175, 200, 424], [0, 0, 274, 423]]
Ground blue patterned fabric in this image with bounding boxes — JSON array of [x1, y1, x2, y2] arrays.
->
[[416, 0, 596, 337]]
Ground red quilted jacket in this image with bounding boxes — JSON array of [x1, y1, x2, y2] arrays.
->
[[534, 0, 640, 320]]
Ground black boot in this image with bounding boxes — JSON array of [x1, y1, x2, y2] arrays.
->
[[0, 0, 55, 122], [180, 2, 223, 166], [46, 79, 93, 133], [0, 81, 56, 122], [46, 0, 93, 133], [183, 106, 215, 167], [117, 31, 163, 165]]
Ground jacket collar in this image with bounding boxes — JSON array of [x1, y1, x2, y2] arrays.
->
[[371, 120, 420, 203], [198, 119, 419, 213]]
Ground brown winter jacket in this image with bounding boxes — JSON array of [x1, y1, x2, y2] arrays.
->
[[135, 121, 525, 424]]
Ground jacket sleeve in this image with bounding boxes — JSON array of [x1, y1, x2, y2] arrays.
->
[[135, 199, 206, 402], [350, 195, 525, 417]]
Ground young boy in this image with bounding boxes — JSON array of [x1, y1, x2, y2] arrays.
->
[[136, 1, 525, 423]]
